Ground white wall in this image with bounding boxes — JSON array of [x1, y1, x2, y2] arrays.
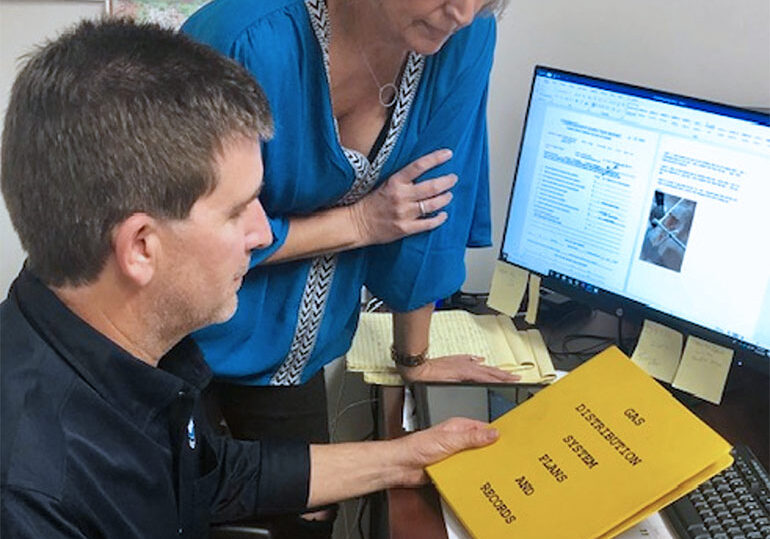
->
[[465, 0, 770, 291], [1, 0, 769, 295], [0, 0, 104, 294]]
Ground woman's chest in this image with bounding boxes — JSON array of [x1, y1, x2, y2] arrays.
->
[[328, 61, 390, 157]]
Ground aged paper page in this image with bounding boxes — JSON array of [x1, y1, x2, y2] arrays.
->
[[526, 328, 557, 382], [430, 311, 496, 360], [525, 273, 542, 325]]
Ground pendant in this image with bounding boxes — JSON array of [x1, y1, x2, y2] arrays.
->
[[379, 83, 397, 108]]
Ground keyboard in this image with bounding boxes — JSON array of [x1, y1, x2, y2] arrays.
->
[[663, 445, 770, 539]]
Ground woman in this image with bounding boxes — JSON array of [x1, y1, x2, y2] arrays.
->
[[184, 0, 512, 534]]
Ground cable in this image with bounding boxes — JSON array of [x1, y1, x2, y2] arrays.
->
[[617, 314, 625, 355], [548, 333, 616, 360], [342, 495, 364, 539], [330, 397, 379, 442], [369, 383, 379, 441], [356, 495, 370, 539], [329, 363, 348, 443]]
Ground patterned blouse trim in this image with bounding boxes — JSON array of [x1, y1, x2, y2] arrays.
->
[[270, 0, 425, 385]]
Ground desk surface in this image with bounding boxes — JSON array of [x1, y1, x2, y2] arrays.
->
[[377, 385, 447, 539], [376, 353, 769, 539]]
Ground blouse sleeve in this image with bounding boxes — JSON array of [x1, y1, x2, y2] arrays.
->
[[182, 2, 294, 268], [364, 17, 496, 311]]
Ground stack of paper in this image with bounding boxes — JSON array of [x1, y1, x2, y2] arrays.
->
[[346, 310, 557, 386], [427, 346, 733, 539]]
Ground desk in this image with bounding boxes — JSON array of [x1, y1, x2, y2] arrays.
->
[[373, 385, 447, 539], [372, 352, 769, 539]]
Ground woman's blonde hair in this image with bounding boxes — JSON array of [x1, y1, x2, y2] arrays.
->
[[484, 0, 511, 17]]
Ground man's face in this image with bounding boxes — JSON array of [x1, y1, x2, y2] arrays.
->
[[156, 136, 271, 331]]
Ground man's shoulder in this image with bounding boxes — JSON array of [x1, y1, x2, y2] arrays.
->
[[183, 0, 305, 52], [1, 299, 77, 499]]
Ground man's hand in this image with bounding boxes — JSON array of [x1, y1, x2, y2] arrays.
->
[[307, 418, 497, 507], [398, 354, 521, 384], [391, 417, 499, 487], [349, 149, 457, 245]]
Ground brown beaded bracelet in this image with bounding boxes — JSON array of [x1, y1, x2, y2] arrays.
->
[[390, 345, 429, 367]]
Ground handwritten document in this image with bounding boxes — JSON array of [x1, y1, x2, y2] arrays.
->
[[487, 260, 528, 317], [348, 311, 556, 385], [525, 273, 542, 325], [631, 320, 683, 383], [672, 336, 734, 404]]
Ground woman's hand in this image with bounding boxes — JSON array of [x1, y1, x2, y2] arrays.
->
[[349, 148, 458, 245], [397, 354, 521, 384]]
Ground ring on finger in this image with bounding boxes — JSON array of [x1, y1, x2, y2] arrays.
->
[[417, 199, 426, 217]]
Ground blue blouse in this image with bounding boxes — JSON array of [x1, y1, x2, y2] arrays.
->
[[183, 0, 494, 385]]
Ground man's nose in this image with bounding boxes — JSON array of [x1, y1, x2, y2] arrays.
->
[[245, 199, 272, 251]]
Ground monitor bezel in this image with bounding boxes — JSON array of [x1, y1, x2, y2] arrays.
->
[[498, 65, 770, 366]]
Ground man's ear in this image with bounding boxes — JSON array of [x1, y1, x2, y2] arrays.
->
[[112, 213, 160, 287]]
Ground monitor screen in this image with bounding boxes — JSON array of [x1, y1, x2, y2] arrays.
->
[[500, 66, 770, 360]]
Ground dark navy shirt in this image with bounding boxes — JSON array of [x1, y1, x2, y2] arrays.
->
[[1, 269, 310, 538]]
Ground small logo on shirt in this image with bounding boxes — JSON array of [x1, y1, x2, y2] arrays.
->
[[187, 417, 196, 450]]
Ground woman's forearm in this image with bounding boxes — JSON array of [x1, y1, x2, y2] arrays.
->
[[264, 205, 366, 263], [261, 149, 457, 264], [392, 303, 434, 355], [392, 303, 520, 384]]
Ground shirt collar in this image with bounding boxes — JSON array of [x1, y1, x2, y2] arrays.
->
[[10, 268, 212, 430]]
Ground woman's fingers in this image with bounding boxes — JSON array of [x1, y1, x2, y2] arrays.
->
[[415, 190, 453, 217], [391, 149, 453, 183], [412, 173, 458, 201]]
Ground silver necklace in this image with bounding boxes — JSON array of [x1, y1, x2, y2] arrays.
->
[[360, 49, 398, 108]]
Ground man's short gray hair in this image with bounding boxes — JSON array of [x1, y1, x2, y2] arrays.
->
[[1, 19, 273, 287]]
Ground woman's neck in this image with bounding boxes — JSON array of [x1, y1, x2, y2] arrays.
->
[[327, 0, 406, 59]]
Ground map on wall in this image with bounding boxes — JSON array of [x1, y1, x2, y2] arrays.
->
[[107, 0, 209, 29]]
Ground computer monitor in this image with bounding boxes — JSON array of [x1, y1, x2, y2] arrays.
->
[[500, 66, 770, 365]]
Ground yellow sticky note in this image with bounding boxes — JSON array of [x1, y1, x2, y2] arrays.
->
[[487, 260, 528, 317], [672, 336, 734, 404], [525, 273, 541, 325], [631, 320, 684, 383]]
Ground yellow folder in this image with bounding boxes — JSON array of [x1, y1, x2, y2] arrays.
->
[[426, 346, 733, 539]]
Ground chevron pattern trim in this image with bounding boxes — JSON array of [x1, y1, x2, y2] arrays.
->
[[271, 2, 424, 385], [340, 51, 424, 206], [270, 254, 338, 386], [305, 0, 329, 52], [343, 147, 370, 179]]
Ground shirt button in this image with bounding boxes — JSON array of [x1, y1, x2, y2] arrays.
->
[[178, 527, 183, 534]]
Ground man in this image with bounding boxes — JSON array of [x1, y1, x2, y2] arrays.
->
[[0, 20, 497, 538]]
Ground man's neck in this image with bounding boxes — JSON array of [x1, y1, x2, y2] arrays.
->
[[52, 278, 172, 367]]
